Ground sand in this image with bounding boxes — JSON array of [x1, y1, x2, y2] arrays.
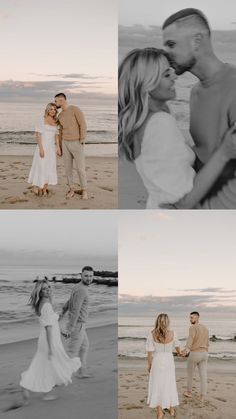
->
[[0, 155, 117, 209], [0, 324, 117, 419], [119, 357, 236, 419]]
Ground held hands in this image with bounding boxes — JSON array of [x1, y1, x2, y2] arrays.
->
[[220, 122, 236, 160]]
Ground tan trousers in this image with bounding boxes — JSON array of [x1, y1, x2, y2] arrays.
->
[[62, 140, 87, 189], [67, 323, 89, 373], [187, 351, 208, 395]]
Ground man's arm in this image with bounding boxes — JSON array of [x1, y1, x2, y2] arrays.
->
[[74, 107, 87, 141], [67, 290, 85, 332], [185, 327, 195, 352]]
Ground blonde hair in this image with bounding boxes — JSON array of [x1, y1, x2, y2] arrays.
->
[[44, 102, 58, 121], [29, 279, 52, 315], [118, 48, 169, 161], [152, 313, 170, 342]]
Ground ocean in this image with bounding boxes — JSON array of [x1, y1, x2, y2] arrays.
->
[[0, 99, 117, 148], [119, 314, 236, 360], [0, 265, 117, 345]]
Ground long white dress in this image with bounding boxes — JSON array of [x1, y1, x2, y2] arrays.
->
[[28, 118, 58, 188], [146, 331, 179, 409], [135, 112, 196, 208], [20, 302, 80, 393]]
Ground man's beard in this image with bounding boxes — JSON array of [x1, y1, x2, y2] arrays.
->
[[168, 55, 196, 75], [56, 105, 61, 109]]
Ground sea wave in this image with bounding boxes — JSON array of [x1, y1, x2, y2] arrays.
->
[[118, 352, 236, 360]]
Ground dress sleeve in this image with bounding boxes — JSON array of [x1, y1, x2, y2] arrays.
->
[[146, 332, 155, 352], [140, 113, 195, 203], [40, 302, 54, 326], [35, 118, 44, 134]]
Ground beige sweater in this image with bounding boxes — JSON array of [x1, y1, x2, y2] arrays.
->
[[186, 323, 209, 352], [58, 105, 87, 141]]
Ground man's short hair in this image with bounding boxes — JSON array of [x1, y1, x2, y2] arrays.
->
[[162, 8, 211, 36], [190, 311, 200, 316], [82, 266, 94, 272], [55, 92, 67, 100]]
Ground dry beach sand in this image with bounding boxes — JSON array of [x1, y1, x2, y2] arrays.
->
[[0, 324, 117, 419], [119, 357, 236, 419], [0, 154, 117, 209]]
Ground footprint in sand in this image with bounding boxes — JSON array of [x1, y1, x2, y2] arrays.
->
[[214, 397, 227, 402], [98, 186, 113, 192], [5, 197, 28, 204]]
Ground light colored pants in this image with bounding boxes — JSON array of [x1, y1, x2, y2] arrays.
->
[[187, 351, 208, 395], [67, 323, 89, 372], [62, 140, 87, 189]]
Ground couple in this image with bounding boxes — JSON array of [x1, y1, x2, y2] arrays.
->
[[146, 312, 209, 418], [28, 93, 88, 200], [119, 8, 236, 209], [20, 266, 93, 405]]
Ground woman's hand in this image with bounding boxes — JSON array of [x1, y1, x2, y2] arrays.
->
[[56, 147, 62, 157], [219, 123, 236, 160], [39, 148, 45, 158], [148, 364, 152, 373], [48, 349, 53, 360]]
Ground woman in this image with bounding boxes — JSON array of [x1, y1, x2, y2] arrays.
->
[[146, 313, 181, 418], [119, 48, 236, 209], [20, 280, 80, 404], [28, 103, 61, 196]]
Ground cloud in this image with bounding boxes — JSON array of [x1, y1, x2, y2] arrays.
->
[[119, 291, 236, 314], [31, 73, 113, 80], [0, 79, 116, 102]]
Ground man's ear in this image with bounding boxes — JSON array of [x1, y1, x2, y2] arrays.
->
[[193, 33, 203, 51]]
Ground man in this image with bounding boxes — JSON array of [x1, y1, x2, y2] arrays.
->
[[162, 8, 236, 208], [60, 266, 94, 378], [55, 92, 88, 200], [182, 311, 209, 401]]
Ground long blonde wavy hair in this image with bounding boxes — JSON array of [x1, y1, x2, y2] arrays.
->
[[118, 48, 170, 161], [29, 279, 52, 315], [44, 102, 58, 122], [152, 313, 170, 343]]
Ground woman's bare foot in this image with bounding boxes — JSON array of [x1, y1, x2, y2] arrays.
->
[[81, 189, 88, 200], [197, 394, 205, 402], [43, 184, 49, 196], [33, 186, 39, 196], [170, 407, 176, 417], [157, 406, 164, 418], [22, 389, 30, 405], [66, 189, 75, 199]]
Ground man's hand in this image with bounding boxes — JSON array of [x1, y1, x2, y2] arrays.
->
[[61, 331, 71, 339]]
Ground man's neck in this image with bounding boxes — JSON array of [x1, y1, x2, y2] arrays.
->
[[190, 53, 224, 82], [61, 103, 68, 111]]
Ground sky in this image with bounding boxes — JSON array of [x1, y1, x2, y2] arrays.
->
[[119, 211, 236, 311], [119, 0, 236, 30], [0, 210, 117, 268], [0, 0, 117, 102]]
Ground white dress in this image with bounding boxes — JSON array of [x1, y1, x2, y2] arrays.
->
[[20, 302, 80, 393], [146, 331, 179, 409], [28, 118, 58, 188], [135, 112, 196, 208]]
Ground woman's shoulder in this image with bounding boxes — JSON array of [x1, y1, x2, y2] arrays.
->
[[144, 111, 179, 137], [40, 301, 52, 315]]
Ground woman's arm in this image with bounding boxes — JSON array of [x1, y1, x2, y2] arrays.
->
[[45, 325, 53, 359], [175, 126, 236, 209], [36, 132, 44, 158], [147, 351, 153, 372], [55, 134, 61, 156]]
